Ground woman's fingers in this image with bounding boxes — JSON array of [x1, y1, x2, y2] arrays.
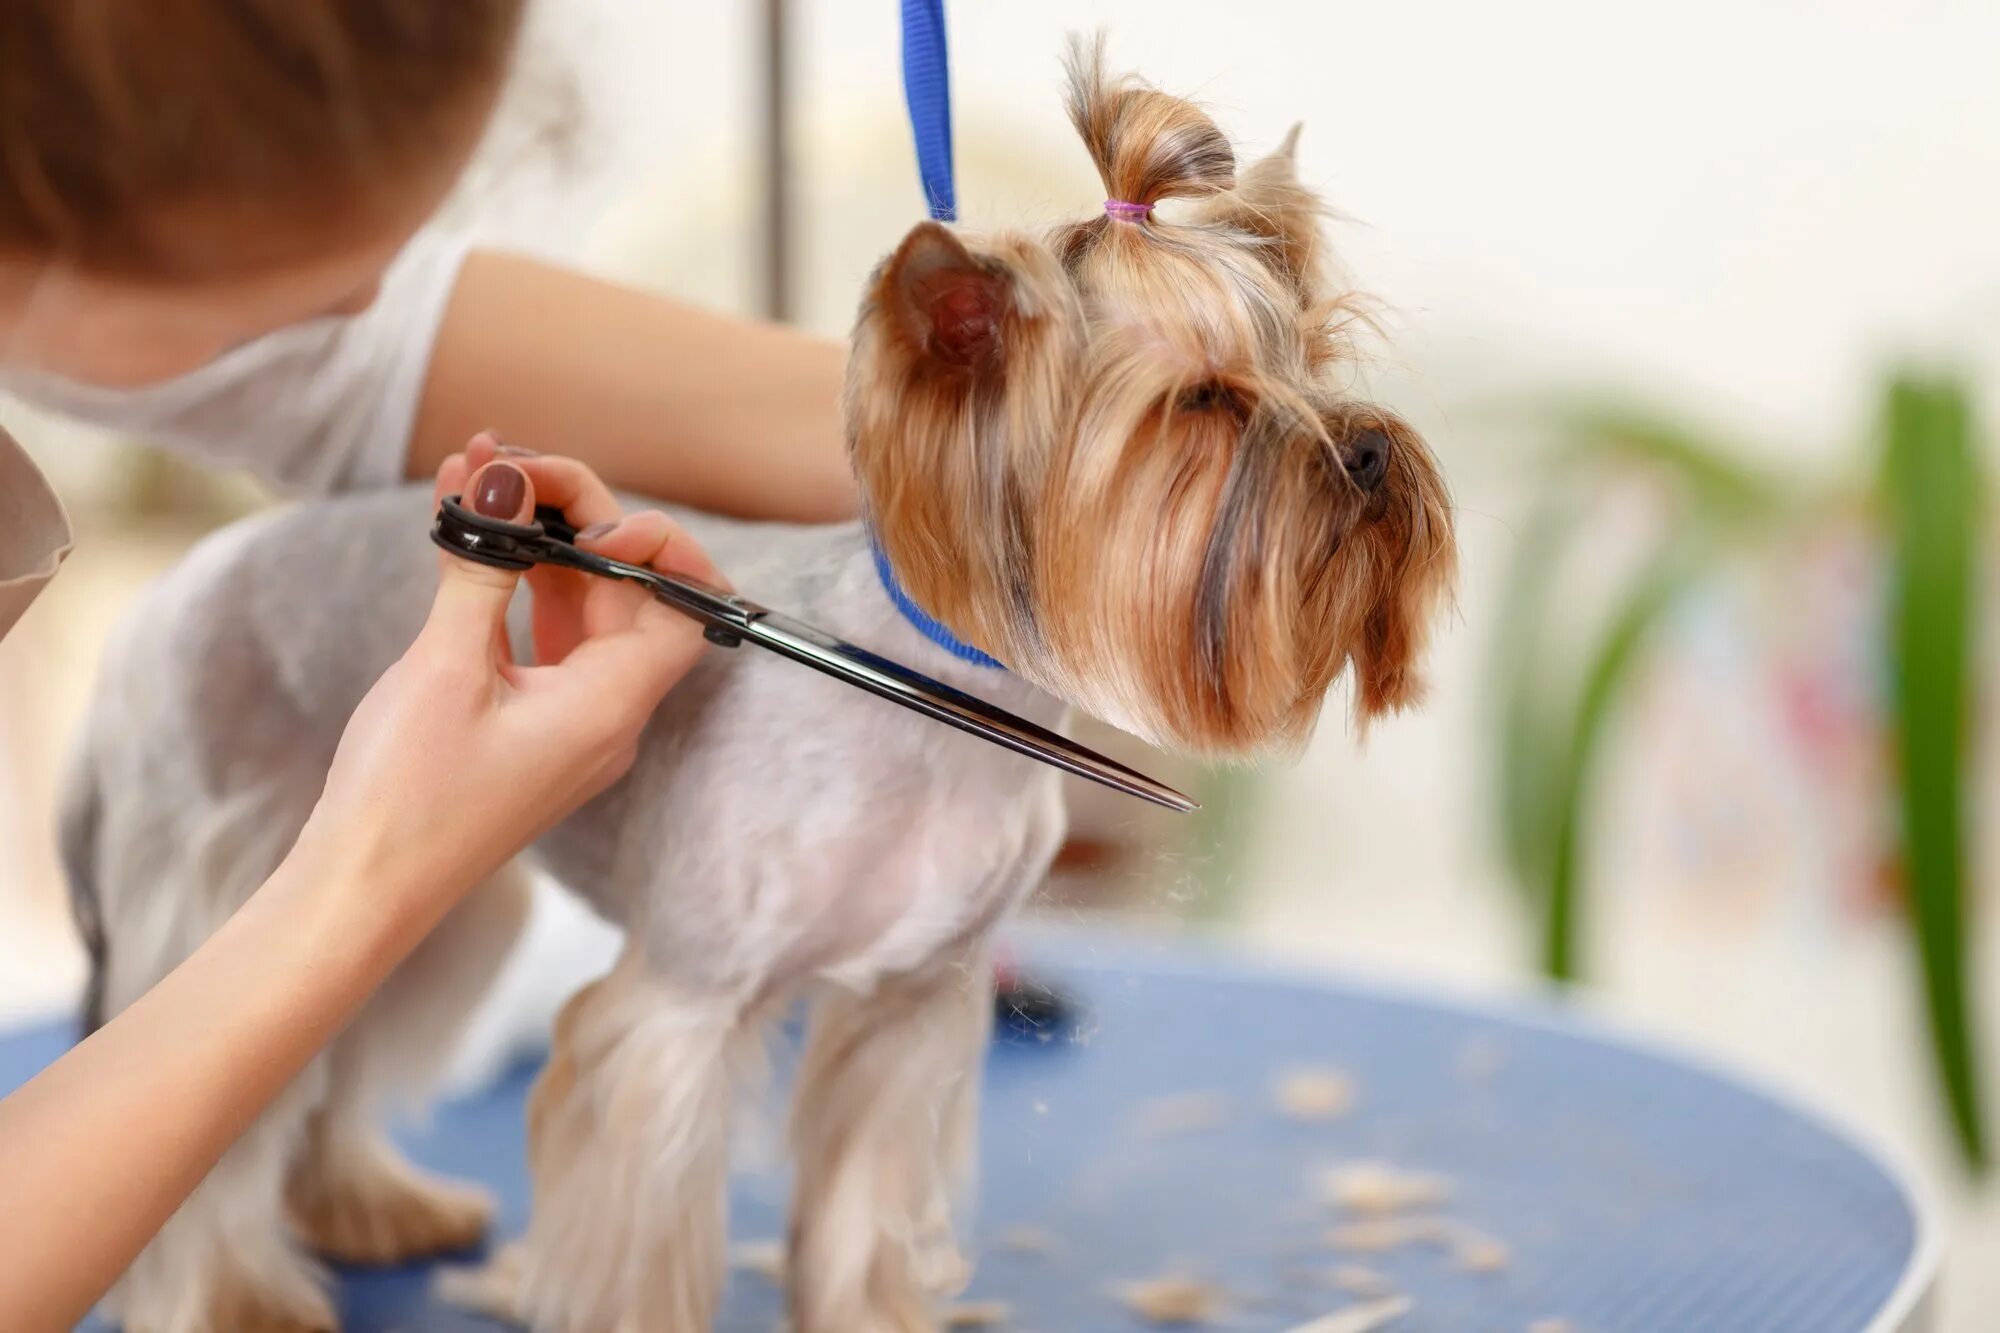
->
[[460, 441, 611, 666], [462, 432, 501, 476], [432, 447, 473, 509], [450, 433, 638, 533], [422, 462, 533, 654], [489, 453, 623, 532], [526, 565, 591, 667], [423, 444, 731, 702], [579, 510, 729, 588], [573, 513, 678, 638], [444, 437, 706, 583], [512, 509, 726, 720], [574, 510, 731, 639], [527, 609, 710, 736], [457, 434, 620, 531]]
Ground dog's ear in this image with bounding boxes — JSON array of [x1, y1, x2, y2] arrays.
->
[[1189, 125, 1330, 297], [886, 222, 1014, 369]]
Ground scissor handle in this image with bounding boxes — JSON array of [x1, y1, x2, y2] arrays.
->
[[430, 495, 549, 570], [431, 495, 758, 645]]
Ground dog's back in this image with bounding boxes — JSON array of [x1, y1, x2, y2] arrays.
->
[[63, 480, 1066, 1032]]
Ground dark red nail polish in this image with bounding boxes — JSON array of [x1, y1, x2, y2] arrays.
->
[[578, 520, 618, 541], [472, 463, 527, 519]]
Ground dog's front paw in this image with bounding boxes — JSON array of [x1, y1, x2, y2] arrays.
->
[[435, 1242, 526, 1323], [200, 1267, 340, 1333], [287, 1144, 493, 1266]]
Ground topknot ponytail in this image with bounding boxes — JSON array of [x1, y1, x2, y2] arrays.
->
[[1063, 35, 1234, 210]]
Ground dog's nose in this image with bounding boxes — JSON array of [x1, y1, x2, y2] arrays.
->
[[1342, 429, 1391, 493]]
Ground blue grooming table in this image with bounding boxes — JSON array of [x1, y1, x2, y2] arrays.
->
[[4, 934, 1936, 1332]]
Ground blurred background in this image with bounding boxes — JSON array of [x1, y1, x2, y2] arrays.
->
[[2, 0, 1996, 1324]]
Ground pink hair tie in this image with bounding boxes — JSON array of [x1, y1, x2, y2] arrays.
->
[[1103, 199, 1152, 220]]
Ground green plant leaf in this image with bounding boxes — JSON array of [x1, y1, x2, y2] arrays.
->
[[1490, 487, 1580, 900], [1540, 540, 1703, 980], [1882, 373, 1988, 1172], [1493, 398, 1786, 906], [1542, 400, 1786, 523], [1492, 396, 1774, 972]]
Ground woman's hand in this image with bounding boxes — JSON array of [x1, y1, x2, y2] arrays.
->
[[304, 435, 722, 920]]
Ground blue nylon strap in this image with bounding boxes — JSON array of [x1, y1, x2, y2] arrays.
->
[[900, 0, 956, 222]]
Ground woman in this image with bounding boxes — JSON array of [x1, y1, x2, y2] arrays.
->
[[0, 3, 850, 1327]]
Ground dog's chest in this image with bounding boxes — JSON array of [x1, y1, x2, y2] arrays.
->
[[537, 522, 1069, 994]]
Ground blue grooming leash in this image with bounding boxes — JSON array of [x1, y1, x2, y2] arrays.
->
[[900, 0, 956, 223], [873, 0, 1005, 669]]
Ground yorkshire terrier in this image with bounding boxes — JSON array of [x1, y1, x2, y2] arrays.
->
[[63, 42, 1453, 1333]]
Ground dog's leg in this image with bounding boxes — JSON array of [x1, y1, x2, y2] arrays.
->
[[453, 955, 754, 1333], [285, 862, 533, 1265], [787, 946, 992, 1333], [431, 964, 602, 1329]]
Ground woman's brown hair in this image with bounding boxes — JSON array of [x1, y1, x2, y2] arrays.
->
[[0, 0, 525, 276]]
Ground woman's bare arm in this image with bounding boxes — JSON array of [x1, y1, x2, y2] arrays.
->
[[0, 834, 429, 1332], [411, 251, 857, 522]]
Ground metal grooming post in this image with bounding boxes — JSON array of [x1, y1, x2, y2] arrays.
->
[[756, 0, 793, 323]]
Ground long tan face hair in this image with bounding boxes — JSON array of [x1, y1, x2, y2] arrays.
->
[[846, 38, 1455, 755]]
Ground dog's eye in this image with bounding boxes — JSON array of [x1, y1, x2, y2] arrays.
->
[[1177, 382, 1239, 415]]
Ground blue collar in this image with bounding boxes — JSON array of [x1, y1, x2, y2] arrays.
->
[[870, 539, 1006, 670]]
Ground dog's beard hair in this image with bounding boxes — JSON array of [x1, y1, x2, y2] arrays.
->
[[848, 37, 1458, 754], [1034, 345, 1329, 749], [1318, 402, 1457, 721]]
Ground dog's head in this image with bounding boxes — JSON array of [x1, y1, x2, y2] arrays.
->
[[846, 39, 1455, 753]]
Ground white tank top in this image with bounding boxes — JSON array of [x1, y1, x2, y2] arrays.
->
[[0, 228, 472, 498]]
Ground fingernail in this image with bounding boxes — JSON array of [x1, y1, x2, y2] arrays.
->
[[472, 462, 528, 520], [577, 520, 619, 541], [495, 441, 537, 458]]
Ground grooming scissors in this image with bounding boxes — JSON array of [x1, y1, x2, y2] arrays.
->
[[432, 497, 1196, 812]]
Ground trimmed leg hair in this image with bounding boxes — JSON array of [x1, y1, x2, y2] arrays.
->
[[455, 954, 762, 1333], [787, 947, 993, 1333]]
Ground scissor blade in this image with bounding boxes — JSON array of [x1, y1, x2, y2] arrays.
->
[[431, 500, 1196, 813], [747, 613, 1198, 813]]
